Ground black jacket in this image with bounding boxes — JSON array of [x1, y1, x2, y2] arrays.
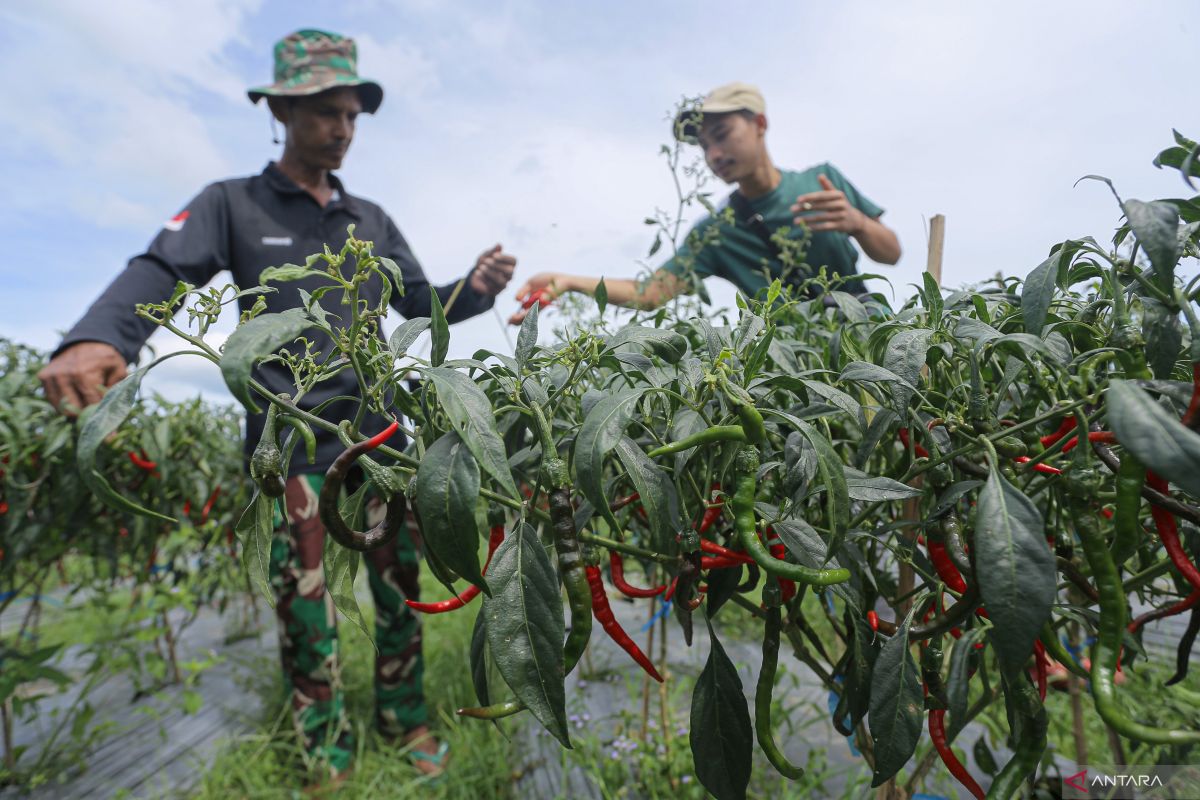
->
[[56, 162, 494, 473]]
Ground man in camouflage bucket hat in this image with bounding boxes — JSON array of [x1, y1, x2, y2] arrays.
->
[[39, 28, 517, 786]]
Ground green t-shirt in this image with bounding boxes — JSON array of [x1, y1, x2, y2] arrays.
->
[[662, 163, 884, 297]]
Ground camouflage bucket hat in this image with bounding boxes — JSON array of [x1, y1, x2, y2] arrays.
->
[[247, 29, 383, 113]]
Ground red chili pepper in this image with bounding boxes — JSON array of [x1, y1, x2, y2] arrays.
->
[[699, 538, 754, 564], [898, 427, 930, 459], [928, 708, 986, 800], [407, 526, 506, 613], [700, 555, 744, 570], [698, 483, 724, 533], [128, 450, 157, 471], [1040, 417, 1076, 449], [1182, 363, 1200, 429], [585, 564, 663, 681], [1013, 456, 1062, 476], [1129, 588, 1200, 633], [663, 574, 680, 602], [1060, 430, 1117, 454], [867, 610, 879, 632], [1146, 472, 1200, 592], [768, 542, 797, 603], [0, 501, 8, 515], [1032, 640, 1048, 701], [608, 550, 664, 598], [611, 492, 641, 512], [364, 419, 400, 451], [200, 486, 221, 524], [182, 500, 192, 517], [927, 541, 968, 594], [521, 288, 553, 310]]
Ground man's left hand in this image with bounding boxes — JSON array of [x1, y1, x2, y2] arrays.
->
[[469, 244, 517, 296], [791, 174, 867, 235]]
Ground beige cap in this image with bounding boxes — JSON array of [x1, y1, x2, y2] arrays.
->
[[674, 82, 766, 142]]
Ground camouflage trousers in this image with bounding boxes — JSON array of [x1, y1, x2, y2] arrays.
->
[[269, 472, 426, 774]]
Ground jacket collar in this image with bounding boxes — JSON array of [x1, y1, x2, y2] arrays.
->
[[262, 161, 361, 218]]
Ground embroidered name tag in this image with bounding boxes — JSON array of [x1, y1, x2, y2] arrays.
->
[[262, 236, 293, 246]]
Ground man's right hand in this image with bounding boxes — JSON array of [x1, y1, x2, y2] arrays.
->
[[509, 272, 571, 325], [37, 342, 128, 416]]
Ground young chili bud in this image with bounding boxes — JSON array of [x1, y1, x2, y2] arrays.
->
[[250, 403, 286, 498]]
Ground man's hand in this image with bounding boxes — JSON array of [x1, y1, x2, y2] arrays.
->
[[37, 342, 128, 416], [508, 272, 569, 325], [468, 244, 517, 296], [791, 174, 867, 234]]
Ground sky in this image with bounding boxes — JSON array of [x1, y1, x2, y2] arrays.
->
[[1, 0, 1196, 405]]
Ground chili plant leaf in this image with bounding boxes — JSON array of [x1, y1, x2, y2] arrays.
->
[[606, 325, 688, 364], [470, 610, 492, 710], [1021, 252, 1060, 336], [220, 308, 310, 414], [1142, 297, 1183, 380], [614, 436, 680, 554], [76, 354, 189, 522], [388, 317, 431, 360], [236, 492, 276, 607], [1107, 380, 1200, 499], [946, 626, 989, 742], [324, 529, 371, 645], [802, 379, 862, 422], [416, 431, 486, 594], [882, 328, 932, 414], [764, 411, 850, 562], [975, 467, 1056, 677], [843, 468, 922, 501], [1123, 199, 1180, 289], [690, 621, 753, 800], [868, 613, 923, 786], [573, 389, 645, 533], [482, 522, 569, 747], [424, 366, 519, 499], [515, 302, 539, 373]]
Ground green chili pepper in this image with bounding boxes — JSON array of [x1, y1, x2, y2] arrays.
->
[[547, 456, 593, 675], [646, 425, 747, 458], [1111, 453, 1145, 569], [985, 677, 1046, 800], [736, 402, 767, 444], [318, 423, 406, 552], [1067, 487, 1200, 744], [755, 579, 805, 779], [249, 402, 286, 498], [732, 447, 850, 587], [279, 413, 318, 465]]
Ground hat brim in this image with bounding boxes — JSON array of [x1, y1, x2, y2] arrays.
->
[[673, 103, 750, 142], [248, 78, 383, 114]]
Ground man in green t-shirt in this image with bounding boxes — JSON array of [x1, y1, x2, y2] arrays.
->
[[508, 82, 900, 322]]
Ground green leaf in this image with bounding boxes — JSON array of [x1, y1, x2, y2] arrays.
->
[[221, 308, 310, 413], [1021, 252, 1059, 335], [573, 390, 645, 533], [416, 431, 486, 593], [470, 610, 492, 710], [259, 263, 316, 283], [388, 317, 431, 360], [868, 614, 923, 786], [429, 287, 450, 367], [606, 325, 688, 364], [838, 360, 914, 389], [801, 380, 861, 422], [324, 534, 371, 644], [953, 316, 1002, 348], [882, 328, 931, 414], [614, 436, 680, 554], [237, 493, 276, 607], [842, 468, 922, 501], [946, 627, 989, 742], [1107, 380, 1200, 499], [1124, 199, 1180, 289], [75, 355, 188, 522], [704, 564, 744, 617], [482, 523, 569, 746], [974, 735, 999, 776], [182, 689, 204, 715], [974, 467, 1055, 676], [378, 257, 407, 297], [595, 277, 608, 315], [764, 411, 849, 563], [424, 366, 519, 499], [515, 302, 539, 373], [1142, 297, 1183, 380], [922, 271, 943, 324], [690, 621, 753, 800]]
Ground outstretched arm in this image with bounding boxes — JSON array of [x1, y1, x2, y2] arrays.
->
[[507, 268, 686, 325]]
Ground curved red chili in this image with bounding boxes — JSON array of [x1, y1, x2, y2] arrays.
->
[[768, 541, 797, 603], [927, 541, 968, 594], [699, 538, 753, 564], [128, 450, 157, 471], [929, 708, 985, 800], [199, 486, 221, 524], [1129, 588, 1200, 634], [698, 483, 724, 533], [1146, 472, 1200, 592], [608, 550, 664, 598], [1060, 430, 1117, 454], [1040, 417, 1076, 449], [1033, 640, 1048, 701], [867, 610, 879, 632], [521, 288, 552, 310], [364, 419, 400, 451], [1182, 363, 1200, 429], [1013, 456, 1062, 476], [585, 565, 663, 681], [407, 526, 506, 613], [898, 427, 930, 459]]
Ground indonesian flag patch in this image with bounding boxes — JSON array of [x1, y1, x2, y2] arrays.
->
[[164, 210, 189, 232]]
